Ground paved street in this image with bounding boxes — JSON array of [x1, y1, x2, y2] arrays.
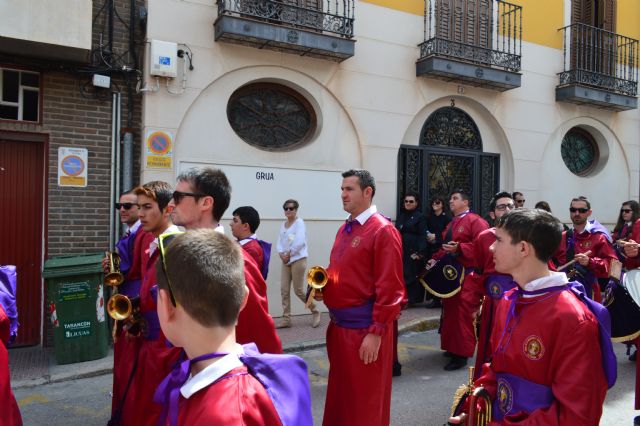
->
[[15, 329, 637, 425]]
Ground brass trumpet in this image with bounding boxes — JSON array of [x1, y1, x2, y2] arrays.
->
[[104, 251, 125, 286], [305, 266, 328, 308], [450, 367, 492, 426], [107, 294, 139, 321]]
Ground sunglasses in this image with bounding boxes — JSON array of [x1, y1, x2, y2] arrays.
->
[[495, 203, 516, 211], [569, 207, 589, 214], [115, 202, 138, 210], [404, 200, 416, 204], [432, 201, 442, 205], [158, 231, 185, 307], [284, 206, 296, 211], [172, 191, 206, 204], [621, 209, 633, 214]]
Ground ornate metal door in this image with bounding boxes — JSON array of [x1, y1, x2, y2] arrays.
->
[[397, 106, 499, 218]]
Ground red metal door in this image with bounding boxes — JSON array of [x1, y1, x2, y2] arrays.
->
[[0, 136, 45, 346]]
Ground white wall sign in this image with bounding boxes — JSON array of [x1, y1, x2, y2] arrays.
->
[[180, 162, 347, 220], [58, 147, 88, 187]]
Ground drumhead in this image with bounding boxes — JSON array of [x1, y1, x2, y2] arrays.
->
[[623, 269, 640, 307]]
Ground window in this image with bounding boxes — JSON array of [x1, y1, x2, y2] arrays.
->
[[561, 127, 598, 176], [0, 68, 40, 122], [227, 83, 317, 151]]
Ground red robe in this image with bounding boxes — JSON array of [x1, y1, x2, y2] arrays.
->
[[477, 283, 608, 425], [241, 239, 264, 276], [433, 212, 489, 357], [236, 251, 282, 354], [322, 212, 404, 426], [112, 229, 154, 415], [470, 228, 515, 377], [0, 305, 21, 426], [173, 366, 281, 425], [617, 219, 640, 270], [554, 229, 617, 302]]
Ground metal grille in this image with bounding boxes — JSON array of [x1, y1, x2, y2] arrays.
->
[[419, 107, 483, 150], [420, 0, 522, 72], [217, 0, 355, 38], [558, 23, 638, 96]]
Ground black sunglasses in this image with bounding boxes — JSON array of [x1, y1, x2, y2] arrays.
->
[[115, 202, 138, 210], [284, 206, 296, 211], [158, 231, 185, 307], [569, 207, 589, 214], [404, 200, 416, 204], [621, 209, 633, 213], [172, 191, 206, 204]]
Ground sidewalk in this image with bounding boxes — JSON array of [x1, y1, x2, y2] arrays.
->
[[8, 304, 441, 389]]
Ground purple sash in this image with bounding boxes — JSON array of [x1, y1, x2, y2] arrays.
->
[[253, 238, 272, 279], [115, 226, 140, 276], [154, 344, 312, 426], [493, 373, 553, 421], [142, 285, 161, 341], [329, 300, 374, 329], [0, 265, 19, 345], [118, 278, 141, 298], [485, 274, 516, 300]]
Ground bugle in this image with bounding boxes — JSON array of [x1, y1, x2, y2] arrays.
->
[[449, 367, 492, 426], [104, 251, 125, 286], [107, 294, 139, 321], [305, 266, 328, 308]]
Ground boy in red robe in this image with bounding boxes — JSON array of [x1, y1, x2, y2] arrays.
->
[[315, 169, 404, 426], [168, 168, 281, 354], [450, 208, 615, 425], [230, 205, 272, 279], [152, 229, 312, 426], [0, 265, 21, 426]]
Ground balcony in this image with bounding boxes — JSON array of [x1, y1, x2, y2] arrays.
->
[[556, 23, 638, 111], [416, 0, 522, 91], [214, 0, 355, 62], [0, 0, 92, 63]]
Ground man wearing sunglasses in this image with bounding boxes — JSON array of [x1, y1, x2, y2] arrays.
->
[[169, 168, 282, 355], [553, 196, 617, 302], [111, 181, 182, 426]]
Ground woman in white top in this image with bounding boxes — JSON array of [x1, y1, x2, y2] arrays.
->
[[276, 199, 321, 328]]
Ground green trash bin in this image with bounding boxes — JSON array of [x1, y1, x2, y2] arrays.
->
[[43, 253, 109, 365]]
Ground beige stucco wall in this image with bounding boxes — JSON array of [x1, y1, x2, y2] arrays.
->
[[141, 0, 640, 317]]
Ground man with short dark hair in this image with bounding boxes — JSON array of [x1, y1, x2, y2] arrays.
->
[[513, 191, 525, 207], [317, 169, 404, 426], [169, 168, 282, 355], [450, 208, 614, 425], [553, 196, 617, 302], [230, 206, 272, 279]]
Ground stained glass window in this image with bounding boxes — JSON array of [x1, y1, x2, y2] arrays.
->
[[561, 127, 598, 176]]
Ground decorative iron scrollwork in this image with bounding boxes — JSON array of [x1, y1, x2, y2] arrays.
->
[[420, 107, 483, 150]]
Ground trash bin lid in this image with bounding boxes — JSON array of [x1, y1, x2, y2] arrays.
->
[[43, 253, 105, 278]]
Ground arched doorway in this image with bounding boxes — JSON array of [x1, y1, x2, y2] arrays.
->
[[397, 106, 499, 218]]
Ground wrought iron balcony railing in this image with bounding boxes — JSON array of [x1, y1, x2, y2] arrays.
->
[[418, 0, 522, 72], [217, 0, 354, 39], [558, 23, 638, 97]]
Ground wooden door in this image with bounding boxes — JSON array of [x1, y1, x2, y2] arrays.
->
[[0, 135, 46, 346]]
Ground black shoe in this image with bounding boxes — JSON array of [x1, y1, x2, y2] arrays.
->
[[444, 356, 467, 371], [630, 350, 637, 362], [443, 351, 454, 358], [392, 362, 402, 377], [635, 415, 640, 426], [424, 299, 441, 309]]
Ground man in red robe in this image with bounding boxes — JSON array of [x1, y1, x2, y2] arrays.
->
[[230, 205, 272, 279], [152, 230, 312, 426], [168, 168, 281, 354], [429, 189, 489, 370], [471, 191, 517, 377], [315, 169, 404, 426], [114, 181, 182, 426], [450, 208, 614, 425], [553, 196, 617, 302]]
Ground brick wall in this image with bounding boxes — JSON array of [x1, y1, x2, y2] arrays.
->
[[0, 0, 145, 346]]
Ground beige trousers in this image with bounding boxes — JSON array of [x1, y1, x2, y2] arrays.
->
[[280, 257, 318, 319]]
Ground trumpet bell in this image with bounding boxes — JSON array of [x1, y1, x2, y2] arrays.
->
[[307, 266, 328, 290], [107, 294, 133, 321], [104, 252, 125, 286]]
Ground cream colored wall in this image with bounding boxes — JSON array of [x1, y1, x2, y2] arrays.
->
[[142, 0, 640, 317]]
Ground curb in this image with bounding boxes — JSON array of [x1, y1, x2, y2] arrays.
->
[[14, 317, 441, 388]]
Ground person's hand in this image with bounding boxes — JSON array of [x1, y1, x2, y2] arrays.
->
[[313, 290, 324, 301], [448, 413, 467, 424], [279, 252, 291, 264], [102, 256, 110, 274], [575, 253, 590, 267], [359, 333, 382, 365], [427, 233, 436, 243], [410, 253, 421, 260], [426, 258, 437, 268], [442, 241, 459, 253], [624, 240, 640, 258]]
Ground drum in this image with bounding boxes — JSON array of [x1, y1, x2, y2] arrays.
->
[[419, 254, 464, 298], [603, 269, 640, 342]]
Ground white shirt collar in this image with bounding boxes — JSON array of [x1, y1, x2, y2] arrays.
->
[[128, 220, 142, 234], [149, 224, 181, 256], [238, 234, 257, 246], [350, 205, 377, 225], [521, 271, 569, 297], [180, 345, 245, 399]]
